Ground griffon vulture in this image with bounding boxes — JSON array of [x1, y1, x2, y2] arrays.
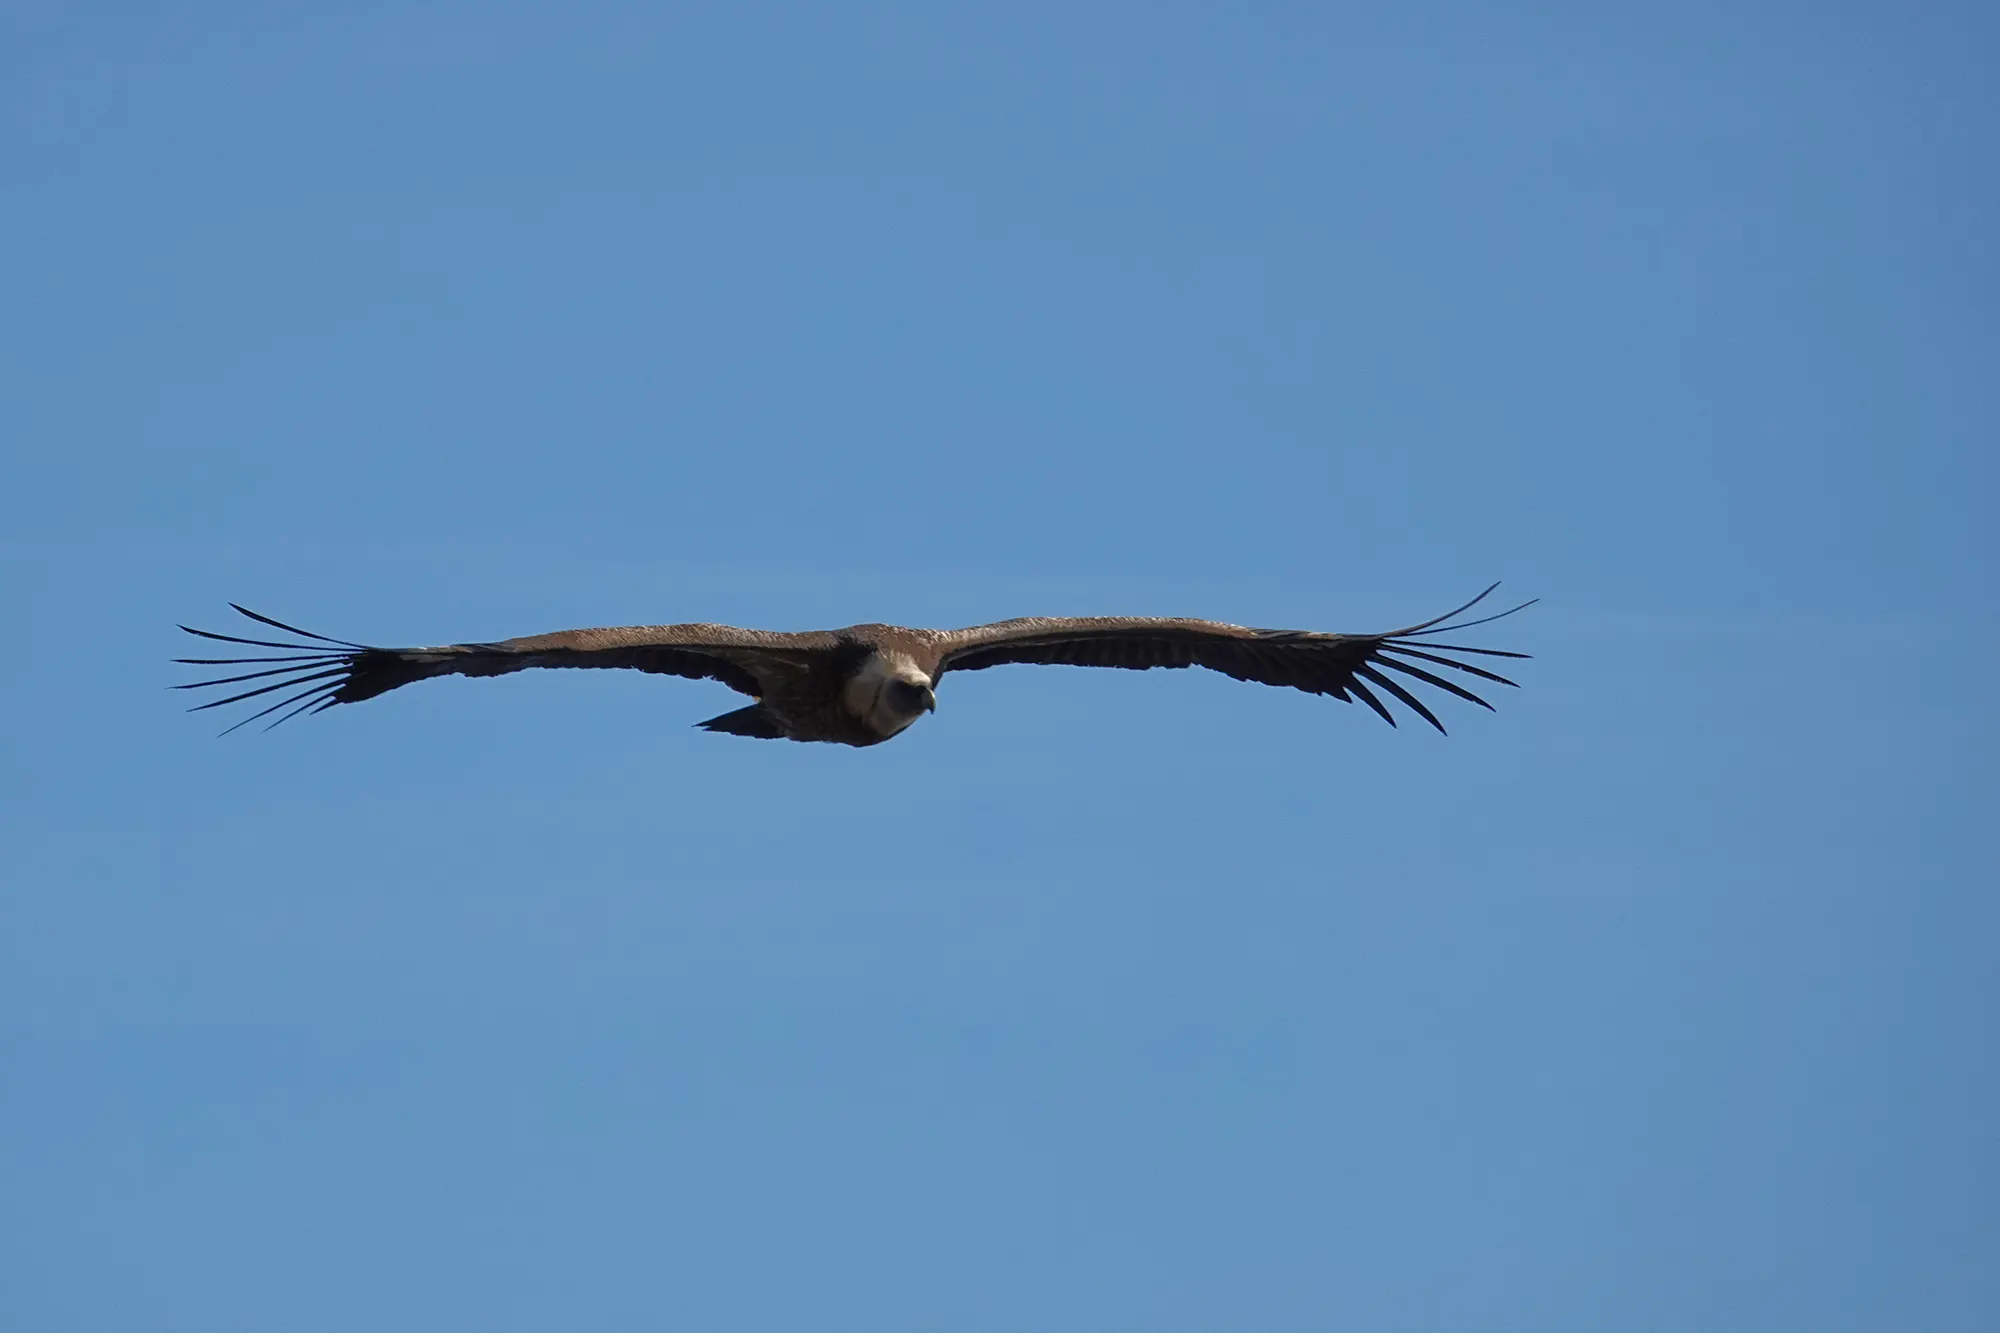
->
[[176, 584, 1532, 745]]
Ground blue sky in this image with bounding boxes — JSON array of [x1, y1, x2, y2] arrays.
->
[[2, 3, 1994, 1329]]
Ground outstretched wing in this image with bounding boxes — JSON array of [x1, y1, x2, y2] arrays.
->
[[932, 584, 1533, 733], [174, 606, 839, 734]]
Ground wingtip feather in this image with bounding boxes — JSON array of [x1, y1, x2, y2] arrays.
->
[[1344, 675, 1398, 728], [229, 604, 369, 649]]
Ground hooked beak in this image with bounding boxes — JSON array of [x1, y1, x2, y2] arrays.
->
[[921, 686, 937, 713]]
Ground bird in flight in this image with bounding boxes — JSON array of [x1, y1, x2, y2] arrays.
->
[[176, 584, 1533, 745]]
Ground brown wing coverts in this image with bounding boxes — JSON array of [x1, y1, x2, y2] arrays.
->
[[935, 584, 1533, 733], [173, 606, 811, 734]]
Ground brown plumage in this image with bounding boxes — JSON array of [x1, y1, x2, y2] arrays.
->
[[175, 584, 1534, 745]]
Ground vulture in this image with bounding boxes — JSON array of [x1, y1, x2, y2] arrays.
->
[[176, 584, 1533, 746]]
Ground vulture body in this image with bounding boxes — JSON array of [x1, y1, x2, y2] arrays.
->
[[176, 585, 1532, 745]]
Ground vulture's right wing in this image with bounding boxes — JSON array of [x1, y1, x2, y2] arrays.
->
[[174, 606, 839, 733]]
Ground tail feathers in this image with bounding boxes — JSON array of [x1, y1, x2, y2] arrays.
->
[[174, 606, 435, 734], [695, 704, 786, 740]]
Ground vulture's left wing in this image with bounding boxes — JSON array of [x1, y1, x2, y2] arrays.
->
[[933, 584, 1533, 733]]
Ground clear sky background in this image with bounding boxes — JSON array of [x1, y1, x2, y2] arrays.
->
[[3, 3, 1995, 1329]]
